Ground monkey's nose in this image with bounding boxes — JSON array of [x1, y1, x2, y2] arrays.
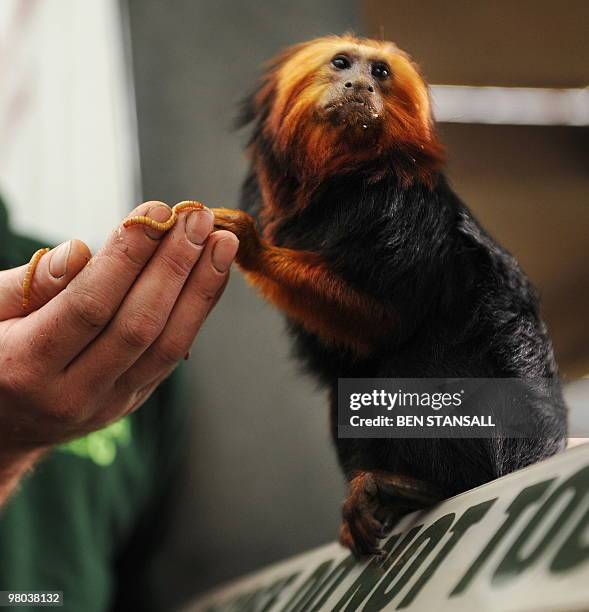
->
[[344, 80, 375, 94]]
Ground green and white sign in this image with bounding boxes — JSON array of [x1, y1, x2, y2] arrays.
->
[[189, 444, 589, 611]]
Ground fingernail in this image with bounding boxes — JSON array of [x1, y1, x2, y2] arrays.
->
[[212, 237, 239, 272], [145, 203, 173, 240], [49, 241, 72, 278], [186, 209, 213, 245]]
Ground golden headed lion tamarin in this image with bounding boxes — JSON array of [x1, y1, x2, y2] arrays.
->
[[106, 34, 566, 557], [210, 35, 567, 556], [211, 34, 567, 556]]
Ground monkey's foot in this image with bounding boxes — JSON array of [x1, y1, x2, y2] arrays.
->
[[210, 208, 261, 267], [211, 208, 256, 238], [339, 470, 443, 557]]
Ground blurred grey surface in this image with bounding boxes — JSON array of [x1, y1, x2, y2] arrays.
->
[[126, 0, 360, 604]]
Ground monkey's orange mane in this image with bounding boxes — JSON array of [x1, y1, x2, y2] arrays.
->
[[244, 34, 444, 218]]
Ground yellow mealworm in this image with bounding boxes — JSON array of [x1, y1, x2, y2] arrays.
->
[[22, 247, 50, 310], [123, 200, 204, 232], [174, 200, 205, 213], [22, 201, 206, 309]]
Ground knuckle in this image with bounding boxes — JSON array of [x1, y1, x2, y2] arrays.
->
[[118, 312, 162, 349], [191, 279, 219, 305], [159, 250, 194, 281], [153, 334, 188, 366], [67, 288, 112, 330], [109, 238, 147, 270]]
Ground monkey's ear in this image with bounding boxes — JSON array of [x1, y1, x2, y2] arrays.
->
[[234, 75, 276, 132], [234, 90, 258, 130], [234, 43, 303, 131]]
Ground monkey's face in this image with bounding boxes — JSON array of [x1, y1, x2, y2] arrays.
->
[[317, 49, 389, 138], [251, 35, 440, 182]]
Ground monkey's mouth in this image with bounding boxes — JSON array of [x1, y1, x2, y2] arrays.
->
[[323, 96, 381, 132]]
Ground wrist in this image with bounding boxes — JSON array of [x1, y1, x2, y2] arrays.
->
[[237, 235, 265, 270]]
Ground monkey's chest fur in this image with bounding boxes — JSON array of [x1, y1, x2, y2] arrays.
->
[[241, 171, 567, 496]]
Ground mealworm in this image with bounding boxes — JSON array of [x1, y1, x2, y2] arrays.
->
[[123, 200, 204, 231], [22, 201, 205, 310], [22, 247, 50, 310]]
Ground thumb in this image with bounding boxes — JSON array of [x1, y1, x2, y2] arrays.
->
[[0, 239, 91, 320]]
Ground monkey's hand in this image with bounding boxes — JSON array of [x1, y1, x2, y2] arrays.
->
[[211, 208, 262, 269], [340, 470, 443, 557]]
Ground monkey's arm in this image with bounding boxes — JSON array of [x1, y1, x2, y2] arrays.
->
[[212, 208, 395, 354]]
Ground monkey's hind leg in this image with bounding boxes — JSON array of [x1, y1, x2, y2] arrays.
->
[[339, 470, 443, 557]]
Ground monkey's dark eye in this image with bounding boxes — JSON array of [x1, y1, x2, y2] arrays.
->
[[331, 55, 351, 70], [371, 62, 390, 80]]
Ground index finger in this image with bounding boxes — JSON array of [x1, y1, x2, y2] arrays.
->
[[22, 201, 173, 371], [0, 240, 91, 320]]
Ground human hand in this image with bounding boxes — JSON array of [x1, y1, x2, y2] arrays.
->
[[0, 201, 237, 499]]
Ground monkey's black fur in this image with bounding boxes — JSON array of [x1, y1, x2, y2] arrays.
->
[[240, 154, 568, 498]]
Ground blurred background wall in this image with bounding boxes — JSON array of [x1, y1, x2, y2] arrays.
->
[[0, 0, 138, 248]]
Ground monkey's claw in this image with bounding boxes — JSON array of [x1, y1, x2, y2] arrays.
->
[[210, 208, 261, 267], [339, 471, 443, 557], [211, 208, 255, 236]]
